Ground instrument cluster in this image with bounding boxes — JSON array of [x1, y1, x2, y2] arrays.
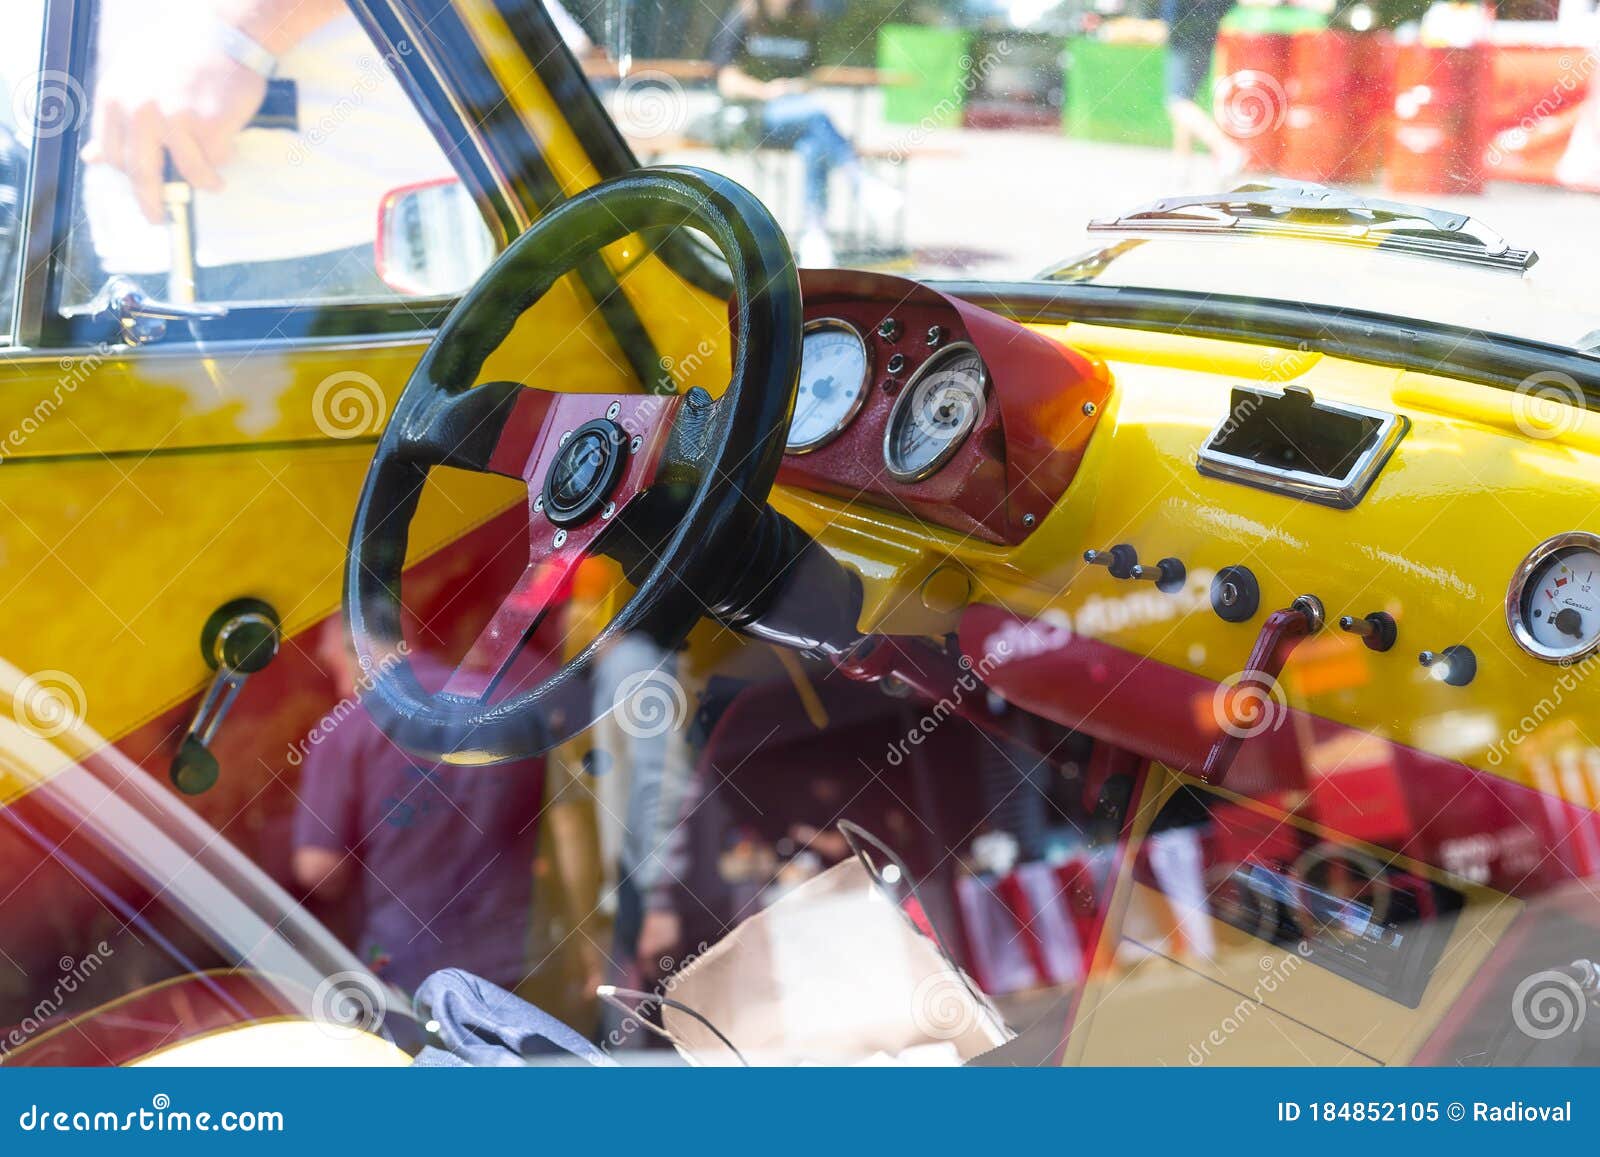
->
[[777, 270, 1110, 546]]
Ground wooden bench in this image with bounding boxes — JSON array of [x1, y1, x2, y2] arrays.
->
[[624, 132, 955, 257]]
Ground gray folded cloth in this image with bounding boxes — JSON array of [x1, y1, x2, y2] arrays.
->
[[411, 968, 615, 1067]]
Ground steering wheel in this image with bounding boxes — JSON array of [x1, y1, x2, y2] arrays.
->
[[345, 167, 801, 764]]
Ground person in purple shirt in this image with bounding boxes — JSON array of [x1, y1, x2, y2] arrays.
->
[[291, 624, 546, 995]]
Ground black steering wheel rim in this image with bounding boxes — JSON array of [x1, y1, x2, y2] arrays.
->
[[345, 167, 801, 764]]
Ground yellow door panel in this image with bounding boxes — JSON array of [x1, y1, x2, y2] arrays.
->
[[0, 439, 519, 750]]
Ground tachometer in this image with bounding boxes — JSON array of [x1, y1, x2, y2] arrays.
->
[[883, 343, 987, 482], [1508, 532, 1600, 662], [786, 319, 869, 453]]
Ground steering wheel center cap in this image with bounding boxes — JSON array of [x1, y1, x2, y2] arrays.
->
[[543, 418, 628, 527]]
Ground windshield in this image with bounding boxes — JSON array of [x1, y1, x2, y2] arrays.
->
[[571, 0, 1600, 358]]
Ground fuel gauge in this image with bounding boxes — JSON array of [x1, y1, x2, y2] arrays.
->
[[1508, 532, 1600, 662]]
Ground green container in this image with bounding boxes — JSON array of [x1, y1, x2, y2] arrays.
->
[[1220, 5, 1327, 33], [877, 24, 972, 127], [1065, 39, 1175, 147]]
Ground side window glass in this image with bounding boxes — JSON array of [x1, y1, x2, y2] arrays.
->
[[0, 0, 48, 343], [59, 1, 494, 311]]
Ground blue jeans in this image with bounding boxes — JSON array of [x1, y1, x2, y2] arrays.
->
[[759, 93, 856, 224]]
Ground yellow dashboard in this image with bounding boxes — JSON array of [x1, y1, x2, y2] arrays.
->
[[778, 317, 1600, 805]]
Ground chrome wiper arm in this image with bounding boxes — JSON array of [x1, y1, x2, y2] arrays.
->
[[1088, 179, 1538, 272]]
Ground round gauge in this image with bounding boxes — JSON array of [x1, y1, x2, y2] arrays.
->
[[786, 319, 870, 453], [1507, 532, 1600, 662], [882, 343, 988, 483]]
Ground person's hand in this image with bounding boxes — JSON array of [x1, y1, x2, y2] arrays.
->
[[83, 48, 267, 225], [636, 908, 682, 975], [765, 77, 808, 99]]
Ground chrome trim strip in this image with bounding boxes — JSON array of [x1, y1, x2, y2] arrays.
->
[[785, 317, 871, 455], [13, 0, 80, 348], [0, 330, 434, 365], [1195, 388, 1408, 509], [882, 341, 988, 483], [1506, 531, 1600, 664]]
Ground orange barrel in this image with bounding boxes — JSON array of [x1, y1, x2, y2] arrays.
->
[[1386, 42, 1490, 195], [1213, 29, 1293, 172], [1281, 30, 1394, 183]]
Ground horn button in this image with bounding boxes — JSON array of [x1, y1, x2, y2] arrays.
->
[[542, 418, 628, 527]]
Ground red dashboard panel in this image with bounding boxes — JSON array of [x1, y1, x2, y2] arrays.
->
[[779, 270, 1110, 544]]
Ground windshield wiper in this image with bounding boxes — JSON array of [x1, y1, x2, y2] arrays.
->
[[1085, 179, 1538, 273]]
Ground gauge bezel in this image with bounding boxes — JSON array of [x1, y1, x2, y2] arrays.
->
[[881, 341, 988, 483], [1506, 531, 1600, 663], [785, 318, 872, 454]]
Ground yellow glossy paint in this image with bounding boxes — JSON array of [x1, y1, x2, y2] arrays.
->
[[449, 1, 736, 391], [1064, 765, 1518, 1066]]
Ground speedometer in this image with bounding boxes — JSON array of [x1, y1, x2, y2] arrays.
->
[[883, 343, 987, 482], [1508, 532, 1600, 662], [786, 319, 869, 453]]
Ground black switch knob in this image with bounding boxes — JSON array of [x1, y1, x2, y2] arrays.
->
[[1083, 544, 1138, 580], [1420, 645, 1476, 687], [1338, 611, 1397, 652], [1130, 557, 1187, 593]]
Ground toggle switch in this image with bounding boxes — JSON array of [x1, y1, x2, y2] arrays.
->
[[1130, 557, 1187, 594], [1339, 610, 1397, 652], [1419, 645, 1476, 687], [1083, 544, 1138, 580]]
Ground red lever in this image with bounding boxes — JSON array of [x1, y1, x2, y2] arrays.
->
[[1200, 595, 1324, 785]]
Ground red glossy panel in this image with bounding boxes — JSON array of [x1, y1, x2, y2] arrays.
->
[[781, 270, 1110, 544], [961, 603, 1600, 899]]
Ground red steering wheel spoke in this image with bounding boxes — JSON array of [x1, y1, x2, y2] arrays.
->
[[346, 168, 800, 763], [440, 389, 682, 701]]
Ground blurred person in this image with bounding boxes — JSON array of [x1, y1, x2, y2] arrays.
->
[[291, 622, 546, 995], [1556, 76, 1600, 192], [585, 634, 697, 982], [710, 0, 898, 267], [80, 0, 451, 300], [1160, 0, 1246, 184]]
